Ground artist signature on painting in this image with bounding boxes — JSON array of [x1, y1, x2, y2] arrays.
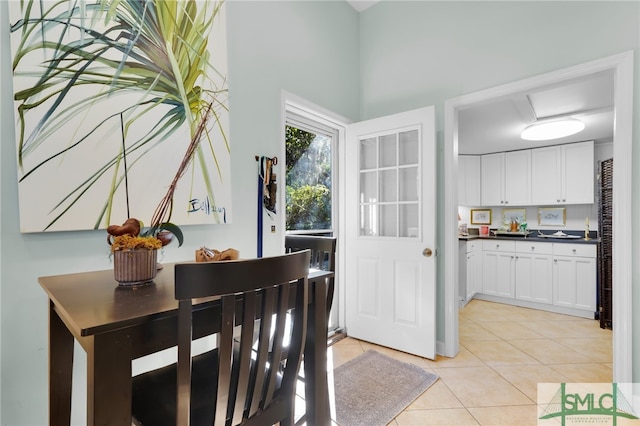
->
[[189, 197, 226, 222]]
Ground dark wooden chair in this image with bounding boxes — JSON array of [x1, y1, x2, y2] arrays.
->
[[285, 235, 336, 315], [131, 251, 310, 426], [284, 235, 336, 425]]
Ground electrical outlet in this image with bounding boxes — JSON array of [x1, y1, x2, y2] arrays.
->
[[271, 225, 276, 233]]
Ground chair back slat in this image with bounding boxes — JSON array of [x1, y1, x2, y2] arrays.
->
[[231, 292, 257, 424], [173, 250, 310, 426], [262, 283, 289, 408], [176, 299, 193, 426], [248, 286, 275, 418]]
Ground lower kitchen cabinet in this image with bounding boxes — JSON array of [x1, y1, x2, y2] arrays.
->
[[481, 240, 515, 298], [459, 240, 481, 307], [477, 239, 597, 318], [514, 242, 553, 304], [552, 244, 597, 312]]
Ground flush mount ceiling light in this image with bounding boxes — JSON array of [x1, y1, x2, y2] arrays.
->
[[520, 118, 585, 141]]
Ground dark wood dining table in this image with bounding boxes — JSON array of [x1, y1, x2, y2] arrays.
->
[[39, 262, 333, 426]]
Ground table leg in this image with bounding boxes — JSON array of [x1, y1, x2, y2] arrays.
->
[[87, 330, 133, 426], [304, 276, 331, 426], [49, 301, 74, 425]]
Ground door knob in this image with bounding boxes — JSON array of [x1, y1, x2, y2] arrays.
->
[[423, 248, 433, 257]]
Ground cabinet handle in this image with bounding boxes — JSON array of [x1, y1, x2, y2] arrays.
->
[[496, 244, 500, 248], [556, 199, 560, 203], [531, 246, 535, 250], [515, 256, 519, 259], [572, 249, 577, 253], [554, 259, 558, 263], [505, 201, 509, 204]]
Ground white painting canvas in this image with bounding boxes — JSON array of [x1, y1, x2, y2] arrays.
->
[[9, 0, 231, 233]]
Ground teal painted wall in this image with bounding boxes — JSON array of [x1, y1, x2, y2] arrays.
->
[[358, 0, 640, 380], [2, 1, 639, 423], [0, 1, 359, 423]]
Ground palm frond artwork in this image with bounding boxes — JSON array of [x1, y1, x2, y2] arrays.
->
[[9, 0, 231, 233]]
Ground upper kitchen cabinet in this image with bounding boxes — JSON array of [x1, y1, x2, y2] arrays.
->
[[458, 155, 481, 206], [481, 150, 531, 206], [531, 141, 594, 205]]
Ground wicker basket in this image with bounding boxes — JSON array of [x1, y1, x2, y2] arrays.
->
[[113, 249, 157, 286]]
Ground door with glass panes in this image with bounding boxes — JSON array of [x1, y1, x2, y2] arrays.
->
[[345, 106, 436, 359]]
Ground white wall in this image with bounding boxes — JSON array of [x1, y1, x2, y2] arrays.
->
[[0, 1, 360, 424], [358, 1, 639, 378]]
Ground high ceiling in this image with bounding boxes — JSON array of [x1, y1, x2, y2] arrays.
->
[[346, 0, 379, 12], [344, 0, 615, 155], [458, 70, 615, 155]]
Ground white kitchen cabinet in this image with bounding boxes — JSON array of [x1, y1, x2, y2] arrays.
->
[[481, 151, 530, 206], [466, 240, 481, 301], [481, 240, 515, 298], [481, 153, 503, 206], [531, 141, 594, 205], [514, 242, 553, 304], [478, 239, 597, 318], [459, 240, 481, 307], [552, 243, 597, 312], [458, 155, 481, 206]]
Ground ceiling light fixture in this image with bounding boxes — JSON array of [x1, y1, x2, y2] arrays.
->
[[520, 118, 585, 141]]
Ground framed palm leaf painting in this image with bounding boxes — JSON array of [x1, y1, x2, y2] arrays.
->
[[9, 0, 231, 232]]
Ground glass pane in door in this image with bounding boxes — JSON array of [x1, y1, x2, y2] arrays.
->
[[358, 127, 421, 239]]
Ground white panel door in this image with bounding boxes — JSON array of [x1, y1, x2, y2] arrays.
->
[[345, 107, 436, 359]]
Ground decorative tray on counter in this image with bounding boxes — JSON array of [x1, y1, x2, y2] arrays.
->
[[492, 230, 532, 237], [536, 231, 582, 239]]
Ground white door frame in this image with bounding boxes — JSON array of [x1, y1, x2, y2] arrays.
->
[[280, 91, 351, 332], [443, 51, 634, 383]]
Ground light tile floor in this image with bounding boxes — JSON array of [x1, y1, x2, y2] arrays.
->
[[326, 299, 612, 426]]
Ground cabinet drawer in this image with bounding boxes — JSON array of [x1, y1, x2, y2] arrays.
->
[[482, 240, 515, 253], [515, 241, 553, 255], [552, 243, 596, 258], [466, 241, 479, 253]]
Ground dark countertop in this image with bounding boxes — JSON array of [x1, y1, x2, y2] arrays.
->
[[459, 231, 599, 245]]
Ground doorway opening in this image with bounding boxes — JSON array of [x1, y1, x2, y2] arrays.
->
[[283, 95, 344, 333], [444, 51, 634, 383]]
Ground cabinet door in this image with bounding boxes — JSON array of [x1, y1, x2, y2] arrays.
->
[[459, 155, 481, 206], [574, 256, 596, 311], [481, 251, 499, 295], [515, 253, 552, 304], [483, 251, 513, 297], [531, 146, 561, 204], [466, 250, 477, 300], [481, 153, 504, 206], [495, 253, 514, 298], [563, 141, 594, 204], [504, 150, 531, 206], [553, 256, 576, 308], [553, 255, 596, 312]]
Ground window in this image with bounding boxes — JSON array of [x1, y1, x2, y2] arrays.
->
[[285, 111, 336, 235]]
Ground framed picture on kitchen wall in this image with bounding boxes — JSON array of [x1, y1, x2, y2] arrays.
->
[[538, 207, 566, 226], [470, 209, 492, 225], [502, 209, 526, 225]]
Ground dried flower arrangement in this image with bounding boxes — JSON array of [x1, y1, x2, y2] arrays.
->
[[106, 101, 214, 252]]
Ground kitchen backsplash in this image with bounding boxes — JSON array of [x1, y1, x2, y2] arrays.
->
[[458, 204, 598, 232]]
